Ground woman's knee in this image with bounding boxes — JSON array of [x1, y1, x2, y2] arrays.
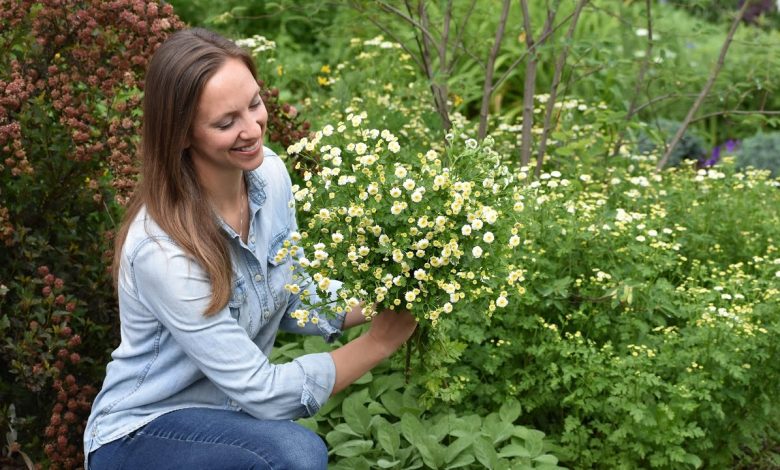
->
[[272, 423, 328, 470]]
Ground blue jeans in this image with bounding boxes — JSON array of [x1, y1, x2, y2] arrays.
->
[[89, 408, 328, 470]]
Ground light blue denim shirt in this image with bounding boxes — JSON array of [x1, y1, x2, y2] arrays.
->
[[83, 148, 344, 465]]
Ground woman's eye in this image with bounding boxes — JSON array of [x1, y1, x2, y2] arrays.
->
[[217, 121, 233, 130], [249, 101, 262, 109]]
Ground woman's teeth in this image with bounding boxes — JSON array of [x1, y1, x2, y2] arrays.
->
[[235, 141, 258, 152]]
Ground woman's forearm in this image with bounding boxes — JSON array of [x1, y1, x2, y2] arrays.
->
[[329, 334, 389, 395], [329, 308, 417, 395]]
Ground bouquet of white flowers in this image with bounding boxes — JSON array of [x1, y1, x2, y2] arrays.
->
[[283, 110, 529, 330]]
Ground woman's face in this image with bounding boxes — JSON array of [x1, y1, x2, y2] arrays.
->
[[187, 58, 268, 179]]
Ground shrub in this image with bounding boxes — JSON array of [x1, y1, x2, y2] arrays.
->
[[736, 131, 780, 176], [0, 1, 184, 467], [273, 335, 566, 470], [277, 38, 780, 468], [636, 119, 708, 167]]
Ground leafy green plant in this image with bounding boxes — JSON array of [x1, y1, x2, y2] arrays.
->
[[272, 335, 565, 470], [0, 1, 184, 467], [736, 131, 780, 176]]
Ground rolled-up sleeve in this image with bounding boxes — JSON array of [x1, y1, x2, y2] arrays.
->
[[131, 237, 335, 419], [280, 275, 346, 342]]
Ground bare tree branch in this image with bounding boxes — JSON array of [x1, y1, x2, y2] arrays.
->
[[519, 0, 556, 166], [376, 0, 439, 46], [690, 109, 780, 122], [478, 0, 512, 140], [451, 0, 479, 73], [348, 2, 426, 72], [535, 0, 588, 176], [656, 0, 751, 170], [609, 0, 654, 158], [491, 9, 577, 95], [441, 0, 453, 69], [417, 0, 452, 130]]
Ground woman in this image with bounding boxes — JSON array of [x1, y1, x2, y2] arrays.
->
[[84, 28, 416, 469]]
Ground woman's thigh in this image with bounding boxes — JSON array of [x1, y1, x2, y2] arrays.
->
[[89, 408, 327, 470]]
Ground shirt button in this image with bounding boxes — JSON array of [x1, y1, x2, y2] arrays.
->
[[250, 236, 255, 243], [254, 274, 262, 282]]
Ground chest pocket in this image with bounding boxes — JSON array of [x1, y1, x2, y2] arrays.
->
[[267, 227, 294, 310], [228, 275, 249, 331]]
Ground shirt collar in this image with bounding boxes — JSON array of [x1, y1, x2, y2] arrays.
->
[[245, 169, 267, 207], [217, 170, 267, 239]]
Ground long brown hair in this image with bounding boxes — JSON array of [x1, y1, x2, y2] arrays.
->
[[113, 28, 257, 316]]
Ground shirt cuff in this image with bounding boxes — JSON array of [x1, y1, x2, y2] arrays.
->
[[294, 352, 336, 416], [314, 312, 345, 343]]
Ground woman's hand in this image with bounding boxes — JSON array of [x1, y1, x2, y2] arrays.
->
[[366, 308, 417, 358], [329, 308, 417, 395]]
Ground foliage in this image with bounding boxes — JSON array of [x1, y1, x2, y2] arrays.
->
[[0, 1, 184, 467], [666, 0, 780, 28], [636, 119, 708, 167], [736, 131, 780, 176], [276, 37, 780, 468], [272, 335, 565, 470], [2, 1, 779, 468]]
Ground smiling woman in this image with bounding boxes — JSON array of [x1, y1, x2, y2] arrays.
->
[[82, 28, 416, 470]]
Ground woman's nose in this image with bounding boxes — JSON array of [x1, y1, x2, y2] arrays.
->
[[240, 117, 263, 140]]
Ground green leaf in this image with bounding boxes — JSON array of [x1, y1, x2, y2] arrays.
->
[[532, 454, 559, 464], [401, 414, 444, 468], [295, 417, 318, 433], [354, 370, 373, 385], [483, 414, 515, 445], [444, 436, 474, 464], [498, 399, 522, 424], [370, 373, 405, 397], [380, 390, 404, 418], [445, 453, 475, 469], [329, 439, 374, 458], [682, 453, 703, 468], [524, 434, 545, 458], [473, 436, 499, 470], [400, 413, 425, 446], [377, 421, 401, 457], [377, 458, 401, 468], [497, 443, 531, 459], [343, 393, 371, 436]]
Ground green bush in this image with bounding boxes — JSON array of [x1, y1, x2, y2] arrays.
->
[[636, 119, 708, 167], [272, 335, 566, 470], [0, 1, 184, 467], [736, 131, 780, 176], [276, 39, 780, 468]]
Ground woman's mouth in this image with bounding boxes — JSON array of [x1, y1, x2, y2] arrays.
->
[[233, 140, 260, 153]]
